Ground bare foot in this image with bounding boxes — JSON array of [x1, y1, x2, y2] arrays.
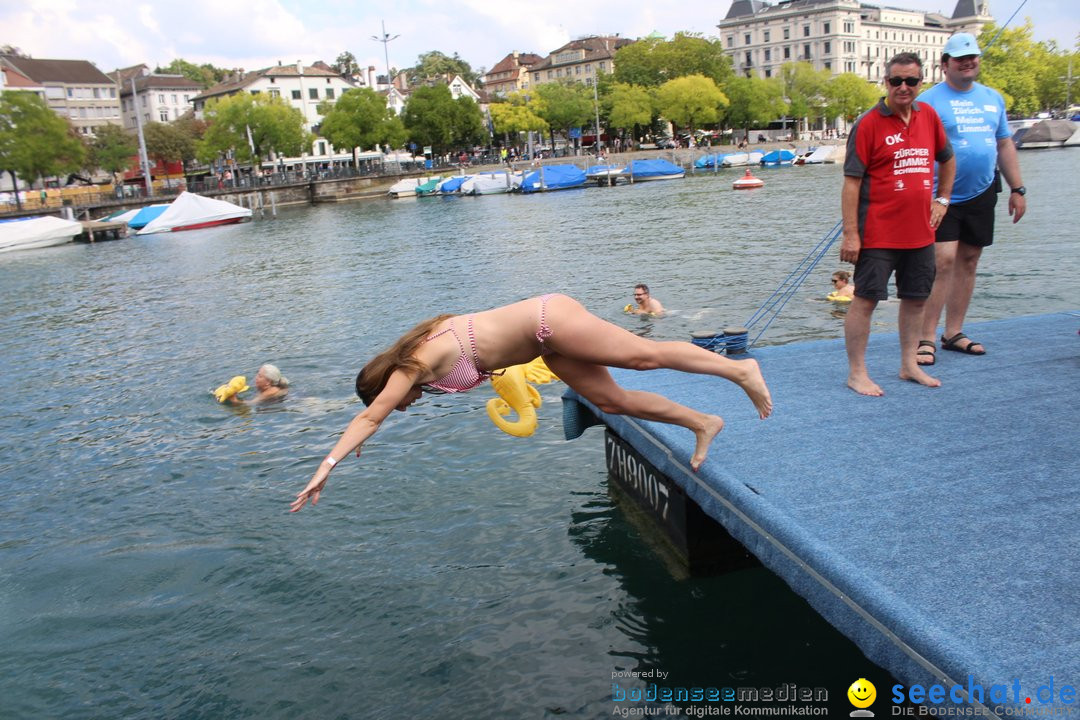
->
[[734, 358, 773, 418], [691, 415, 725, 471], [899, 367, 942, 388], [847, 373, 884, 396]]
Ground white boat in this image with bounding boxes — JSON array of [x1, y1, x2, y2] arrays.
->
[[585, 164, 628, 183], [721, 151, 764, 167], [1013, 119, 1080, 149], [388, 176, 442, 198], [460, 171, 521, 195], [800, 146, 836, 164], [0, 216, 83, 253], [136, 192, 252, 235]]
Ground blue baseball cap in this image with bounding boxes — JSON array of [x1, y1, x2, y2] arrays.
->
[[943, 33, 981, 57]]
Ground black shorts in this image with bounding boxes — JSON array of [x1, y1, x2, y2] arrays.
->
[[936, 183, 998, 247], [853, 245, 936, 301]]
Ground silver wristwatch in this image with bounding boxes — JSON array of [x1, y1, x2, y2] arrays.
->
[[934, 197, 950, 207]]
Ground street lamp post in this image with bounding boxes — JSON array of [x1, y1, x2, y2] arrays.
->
[[372, 20, 400, 172]]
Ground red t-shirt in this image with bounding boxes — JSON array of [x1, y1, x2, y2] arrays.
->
[[843, 99, 953, 249]]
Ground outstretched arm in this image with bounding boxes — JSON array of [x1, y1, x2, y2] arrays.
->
[[290, 369, 418, 512]]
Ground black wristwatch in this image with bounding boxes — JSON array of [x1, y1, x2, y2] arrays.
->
[[1010, 186, 1026, 196]]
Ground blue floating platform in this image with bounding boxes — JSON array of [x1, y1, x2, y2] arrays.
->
[[563, 312, 1080, 712]]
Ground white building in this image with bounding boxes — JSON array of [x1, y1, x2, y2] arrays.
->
[[192, 61, 359, 157], [718, 0, 992, 84], [111, 65, 204, 129]]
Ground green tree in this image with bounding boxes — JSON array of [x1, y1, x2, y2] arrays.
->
[[89, 123, 137, 178], [319, 88, 402, 165], [655, 74, 729, 133], [489, 100, 548, 140], [604, 82, 655, 135], [407, 51, 480, 88], [533, 80, 594, 149], [197, 92, 312, 164], [155, 58, 228, 88], [143, 121, 192, 187], [778, 62, 830, 138], [332, 51, 361, 79], [614, 33, 734, 87], [823, 73, 879, 124], [402, 84, 485, 154], [0, 91, 85, 209], [977, 21, 1042, 115], [722, 76, 787, 135]]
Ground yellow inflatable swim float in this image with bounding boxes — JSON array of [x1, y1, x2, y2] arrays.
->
[[212, 375, 249, 402], [485, 357, 559, 437], [827, 292, 853, 303]]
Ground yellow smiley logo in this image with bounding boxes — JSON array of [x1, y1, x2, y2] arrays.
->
[[848, 678, 877, 708]]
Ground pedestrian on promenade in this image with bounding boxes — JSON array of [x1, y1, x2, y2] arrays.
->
[[290, 294, 773, 512], [840, 52, 955, 396], [916, 33, 1027, 365]]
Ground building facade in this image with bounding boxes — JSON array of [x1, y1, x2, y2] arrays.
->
[[111, 65, 204, 129], [0, 54, 121, 137], [528, 36, 634, 88], [482, 52, 543, 96], [718, 0, 992, 84], [192, 62, 357, 133]]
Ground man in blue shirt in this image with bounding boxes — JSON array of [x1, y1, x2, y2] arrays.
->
[[916, 33, 1027, 364]]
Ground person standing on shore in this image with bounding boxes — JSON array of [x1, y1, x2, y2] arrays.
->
[[840, 52, 955, 396], [915, 33, 1027, 365]]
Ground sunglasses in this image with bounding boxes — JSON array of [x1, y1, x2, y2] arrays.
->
[[886, 76, 922, 87]]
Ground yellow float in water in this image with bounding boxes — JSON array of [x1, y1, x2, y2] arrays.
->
[[485, 357, 559, 437], [212, 375, 249, 402], [827, 292, 853, 303]]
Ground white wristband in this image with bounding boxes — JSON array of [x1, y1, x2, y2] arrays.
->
[[324, 455, 337, 467]]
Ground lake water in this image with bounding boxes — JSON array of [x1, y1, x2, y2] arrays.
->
[[0, 151, 1076, 719]]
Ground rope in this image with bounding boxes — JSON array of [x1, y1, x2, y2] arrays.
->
[[744, 220, 844, 348]]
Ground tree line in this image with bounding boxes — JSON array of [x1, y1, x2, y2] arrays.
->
[[1, 21, 1076, 208]]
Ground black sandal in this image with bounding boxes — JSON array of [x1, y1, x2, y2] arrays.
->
[[941, 332, 986, 355], [916, 340, 936, 366]]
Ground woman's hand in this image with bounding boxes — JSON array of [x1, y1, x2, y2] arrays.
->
[[291, 465, 331, 512]]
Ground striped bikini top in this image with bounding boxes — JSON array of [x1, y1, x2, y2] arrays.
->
[[422, 316, 491, 393]]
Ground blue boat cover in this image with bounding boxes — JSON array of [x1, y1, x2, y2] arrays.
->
[[627, 158, 684, 178], [694, 153, 729, 168], [520, 164, 587, 193], [761, 149, 797, 165], [127, 205, 168, 229], [438, 176, 470, 194]]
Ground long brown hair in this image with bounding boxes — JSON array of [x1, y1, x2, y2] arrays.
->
[[355, 314, 455, 405]]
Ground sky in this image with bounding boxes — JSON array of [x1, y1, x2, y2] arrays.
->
[[2, 0, 1076, 81]]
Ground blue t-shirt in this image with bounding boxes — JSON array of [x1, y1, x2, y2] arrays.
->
[[919, 81, 1010, 202]]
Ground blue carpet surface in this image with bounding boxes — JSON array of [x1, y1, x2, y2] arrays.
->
[[563, 312, 1080, 712]]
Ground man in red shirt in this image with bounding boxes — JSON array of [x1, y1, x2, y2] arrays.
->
[[841, 52, 956, 396]]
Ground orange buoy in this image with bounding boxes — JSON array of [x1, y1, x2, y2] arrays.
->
[[732, 168, 764, 190]]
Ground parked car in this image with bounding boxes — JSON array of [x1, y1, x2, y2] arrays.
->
[[655, 137, 677, 149]]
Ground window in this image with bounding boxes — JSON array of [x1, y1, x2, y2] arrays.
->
[[727, 36, 734, 48], [764, 49, 772, 61], [171, 94, 177, 104], [783, 27, 790, 40], [160, 110, 169, 121], [269, 88, 280, 98], [824, 41, 831, 53], [144, 113, 150, 122], [292, 90, 302, 99], [585, 63, 591, 73], [784, 47, 791, 59], [823, 22, 830, 34], [556, 68, 562, 78], [824, 61, 832, 70], [575, 65, 581, 75], [141, 95, 147, 107], [764, 30, 770, 41], [325, 88, 334, 99], [67, 87, 74, 98], [309, 88, 318, 99], [158, 94, 165, 103], [845, 41, 855, 52], [183, 94, 189, 103], [318, 141, 326, 155], [547, 70, 553, 79], [745, 52, 752, 66], [110, 88, 116, 98], [844, 21, 855, 33], [804, 25, 810, 37], [765, 69, 772, 78], [804, 44, 811, 58], [250, 89, 260, 95], [598, 61, 606, 71], [745, 33, 751, 45]]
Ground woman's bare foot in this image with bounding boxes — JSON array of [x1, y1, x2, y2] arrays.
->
[[691, 415, 725, 471], [847, 372, 884, 396], [733, 358, 773, 418], [899, 367, 941, 388]]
